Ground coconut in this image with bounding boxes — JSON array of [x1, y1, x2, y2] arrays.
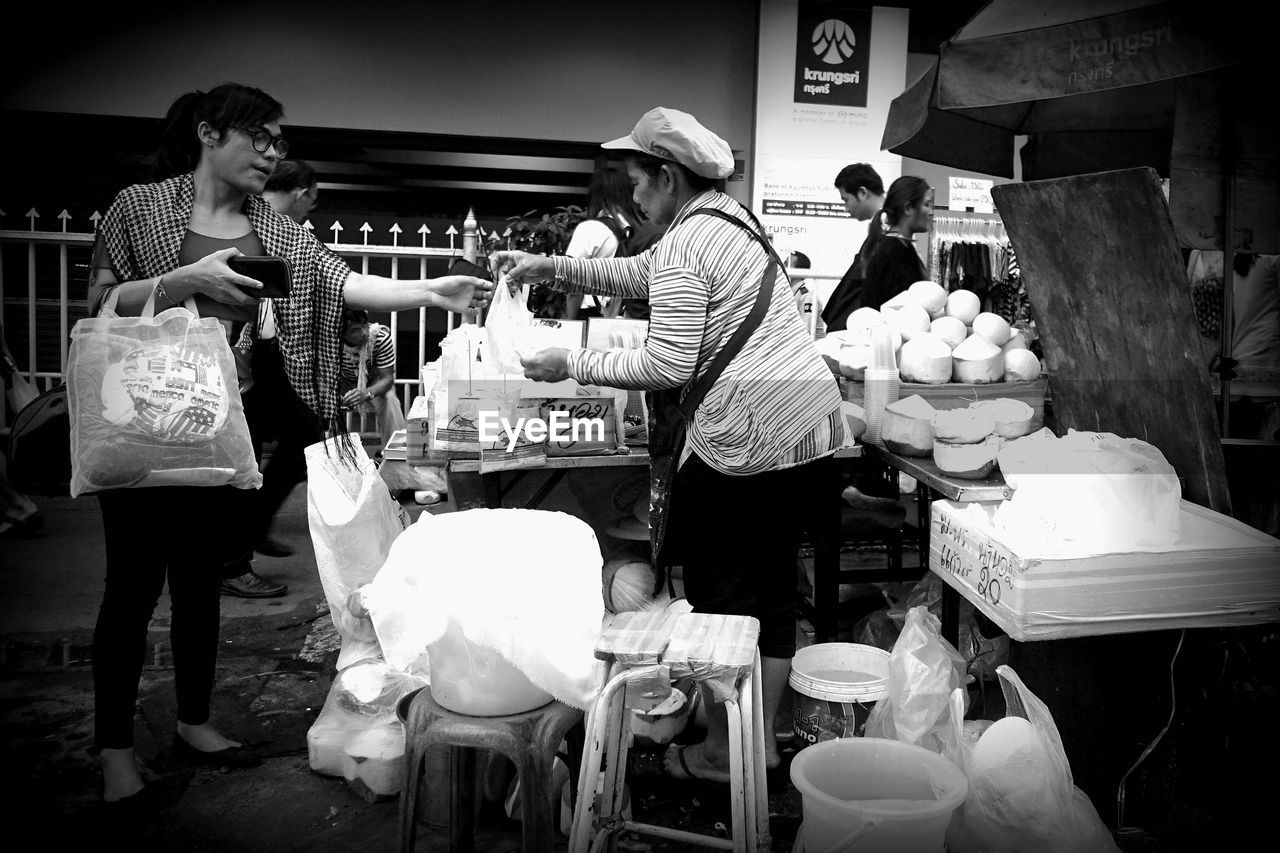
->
[[934, 435, 999, 479], [952, 334, 1005, 383], [945, 289, 981, 324], [837, 344, 871, 380], [929, 316, 968, 350], [972, 312, 1013, 347], [813, 335, 844, 374], [603, 558, 658, 613], [887, 303, 931, 342], [971, 398, 1035, 438], [899, 332, 953, 384], [847, 307, 885, 331], [879, 290, 917, 313], [931, 407, 996, 444], [908, 280, 948, 317], [881, 395, 935, 456], [1000, 330, 1029, 353], [1004, 349, 1042, 382], [840, 401, 867, 442]]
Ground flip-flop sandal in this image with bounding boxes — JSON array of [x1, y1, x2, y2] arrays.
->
[[665, 744, 728, 787]]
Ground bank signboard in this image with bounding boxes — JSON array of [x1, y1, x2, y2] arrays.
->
[[794, 2, 872, 108]]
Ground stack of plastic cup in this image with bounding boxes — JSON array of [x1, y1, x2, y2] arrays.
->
[[863, 325, 900, 445]]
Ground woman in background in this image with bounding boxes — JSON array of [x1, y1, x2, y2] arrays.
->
[[564, 167, 663, 320], [859, 176, 933, 311]]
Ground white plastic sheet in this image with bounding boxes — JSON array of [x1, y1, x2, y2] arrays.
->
[[995, 429, 1182, 554], [364, 508, 608, 710]]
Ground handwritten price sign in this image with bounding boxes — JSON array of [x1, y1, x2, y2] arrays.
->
[[930, 502, 1015, 610]]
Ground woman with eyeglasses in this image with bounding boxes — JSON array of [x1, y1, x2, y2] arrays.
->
[[83, 82, 493, 810]]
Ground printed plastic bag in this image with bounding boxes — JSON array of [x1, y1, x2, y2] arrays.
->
[[66, 291, 260, 497], [305, 435, 409, 669], [948, 665, 1121, 853], [484, 277, 533, 375], [864, 605, 968, 758]]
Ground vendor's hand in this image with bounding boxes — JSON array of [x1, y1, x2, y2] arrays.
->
[[490, 251, 554, 288], [520, 347, 571, 382], [177, 247, 261, 307], [341, 388, 369, 409], [431, 275, 493, 313]]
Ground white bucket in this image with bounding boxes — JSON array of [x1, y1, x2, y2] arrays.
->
[[427, 619, 552, 716], [790, 643, 889, 744], [790, 737, 968, 853]]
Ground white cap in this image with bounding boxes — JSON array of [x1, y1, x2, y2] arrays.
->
[[602, 107, 735, 179]]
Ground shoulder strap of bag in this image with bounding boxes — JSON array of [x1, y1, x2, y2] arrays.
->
[[677, 206, 778, 419]]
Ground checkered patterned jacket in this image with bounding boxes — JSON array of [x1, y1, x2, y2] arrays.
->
[[94, 172, 351, 426]]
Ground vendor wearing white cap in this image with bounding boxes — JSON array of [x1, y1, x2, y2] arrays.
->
[[491, 107, 843, 784]]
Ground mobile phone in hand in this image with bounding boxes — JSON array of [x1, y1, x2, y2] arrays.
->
[[448, 257, 494, 282], [229, 255, 293, 298]]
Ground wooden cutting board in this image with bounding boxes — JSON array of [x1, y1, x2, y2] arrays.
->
[[992, 167, 1231, 512]]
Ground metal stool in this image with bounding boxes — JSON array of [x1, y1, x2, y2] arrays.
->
[[398, 687, 584, 853], [570, 611, 769, 852]]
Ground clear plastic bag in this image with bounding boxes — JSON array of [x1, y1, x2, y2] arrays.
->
[[948, 665, 1121, 853], [306, 658, 427, 800], [863, 605, 969, 758], [66, 293, 261, 496]]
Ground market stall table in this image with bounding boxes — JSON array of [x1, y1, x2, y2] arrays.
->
[[859, 441, 1010, 643]]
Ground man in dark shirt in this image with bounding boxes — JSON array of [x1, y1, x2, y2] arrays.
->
[[822, 163, 886, 332]]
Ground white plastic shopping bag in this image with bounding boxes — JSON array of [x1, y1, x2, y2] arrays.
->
[[305, 435, 409, 669], [947, 665, 1121, 853], [66, 289, 260, 496], [484, 277, 534, 375]]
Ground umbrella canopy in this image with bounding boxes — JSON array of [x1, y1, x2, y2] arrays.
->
[[883, 0, 1237, 181]]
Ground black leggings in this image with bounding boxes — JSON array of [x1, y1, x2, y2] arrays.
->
[[94, 485, 239, 749], [672, 453, 837, 658]]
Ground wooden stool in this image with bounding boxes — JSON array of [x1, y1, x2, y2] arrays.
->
[[398, 687, 584, 853], [569, 611, 769, 852]]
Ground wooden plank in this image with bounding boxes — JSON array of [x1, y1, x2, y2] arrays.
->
[[992, 168, 1231, 513]]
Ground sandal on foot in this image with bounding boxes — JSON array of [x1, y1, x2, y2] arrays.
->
[[664, 744, 729, 787]]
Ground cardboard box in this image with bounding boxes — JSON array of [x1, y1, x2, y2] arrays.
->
[[529, 317, 586, 349], [585, 317, 648, 352], [928, 498, 1280, 641], [405, 395, 433, 465], [538, 394, 620, 456]]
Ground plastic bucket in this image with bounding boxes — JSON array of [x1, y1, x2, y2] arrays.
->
[[790, 643, 889, 745], [427, 619, 552, 716], [790, 737, 968, 853]]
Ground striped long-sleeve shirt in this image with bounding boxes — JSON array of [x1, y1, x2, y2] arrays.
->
[[556, 190, 843, 475]]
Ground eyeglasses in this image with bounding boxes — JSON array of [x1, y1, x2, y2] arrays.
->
[[235, 126, 289, 159]]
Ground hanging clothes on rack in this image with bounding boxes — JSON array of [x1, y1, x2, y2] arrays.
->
[[928, 216, 1028, 326]]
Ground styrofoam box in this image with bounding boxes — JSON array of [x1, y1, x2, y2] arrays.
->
[[929, 498, 1280, 641]]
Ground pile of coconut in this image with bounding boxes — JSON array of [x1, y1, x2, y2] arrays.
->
[[817, 281, 1042, 385], [881, 395, 1036, 478]]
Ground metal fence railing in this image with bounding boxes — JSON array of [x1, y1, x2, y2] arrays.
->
[[0, 207, 488, 431]]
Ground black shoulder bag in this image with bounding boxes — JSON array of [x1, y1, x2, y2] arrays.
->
[[647, 206, 784, 586]]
